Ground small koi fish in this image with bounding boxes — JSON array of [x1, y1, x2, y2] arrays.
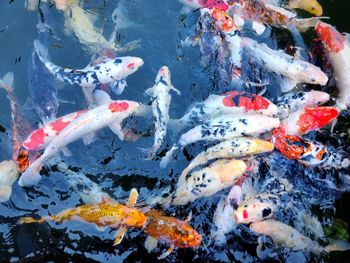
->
[[180, 137, 274, 183], [172, 159, 247, 205], [235, 193, 280, 224], [280, 107, 339, 136], [286, 0, 323, 16], [144, 66, 181, 159], [161, 114, 280, 168], [18, 91, 140, 187], [315, 22, 350, 110]]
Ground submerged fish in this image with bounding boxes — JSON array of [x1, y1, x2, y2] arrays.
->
[[34, 39, 144, 104], [144, 66, 181, 159], [172, 159, 247, 205], [18, 91, 140, 187], [315, 22, 350, 110], [235, 193, 280, 224], [286, 0, 323, 16], [161, 114, 280, 168], [180, 137, 274, 183]]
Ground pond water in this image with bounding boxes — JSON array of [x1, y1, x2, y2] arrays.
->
[[1, 0, 350, 262]]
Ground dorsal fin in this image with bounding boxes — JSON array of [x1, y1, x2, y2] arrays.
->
[[127, 188, 138, 206]]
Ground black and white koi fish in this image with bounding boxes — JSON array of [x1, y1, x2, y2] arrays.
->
[[144, 66, 180, 159], [18, 90, 140, 187], [34, 40, 144, 104], [161, 114, 280, 168]]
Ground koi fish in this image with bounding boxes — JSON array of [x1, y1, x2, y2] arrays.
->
[[280, 107, 339, 136], [0, 160, 18, 202], [172, 159, 247, 205], [276, 90, 330, 118], [143, 210, 202, 259], [286, 0, 323, 16], [315, 22, 350, 110], [18, 91, 140, 187], [242, 38, 329, 91], [180, 137, 274, 183], [161, 114, 280, 168], [34, 39, 144, 104], [250, 219, 350, 254], [235, 193, 280, 224], [272, 128, 350, 168], [22, 110, 87, 152], [170, 91, 278, 133], [144, 66, 181, 159]]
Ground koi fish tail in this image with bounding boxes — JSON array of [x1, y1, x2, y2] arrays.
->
[[159, 145, 179, 169], [19, 216, 51, 224], [0, 72, 14, 94], [325, 239, 350, 253]]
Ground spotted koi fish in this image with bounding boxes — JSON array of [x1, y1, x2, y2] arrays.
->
[[180, 137, 274, 183], [272, 128, 350, 168], [276, 90, 330, 119], [34, 39, 144, 104], [161, 114, 280, 168], [171, 91, 278, 133], [144, 66, 180, 159], [250, 219, 350, 254], [172, 159, 247, 205], [18, 91, 140, 187], [280, 107, 339, 136], [242, 38, 328, 91], [315, 22, 350, 110], [20, 189, 201, 259], [235, 193, 280, 224]]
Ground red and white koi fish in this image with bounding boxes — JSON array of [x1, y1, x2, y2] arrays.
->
[[180, 137, 274, 183], [18, 91, 140, 187], [280, 107, 339, 136], [34, 40, 144, 104], [276, 90, 330, 118], [161, 114, 280, 168], [250, 219, 350, 254], [172, 159, 247, 205], [242, 38, 328, 91], [315, 22, 350, 110], [234, 193, 280, 224], [272, 128, 350, 168], [171, 91, 278, 133], [179, 0, 229, 10], [144, 66, 180, 159]]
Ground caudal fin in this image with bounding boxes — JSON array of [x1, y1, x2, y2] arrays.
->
[[0, 72, 14, 93], [34, 39, 49, 63], [325, 239, 350, 252]]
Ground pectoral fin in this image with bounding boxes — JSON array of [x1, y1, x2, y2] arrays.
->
[[111, 79, 127, 96], [158, 244, 175, 260], [62, 146, 72, 157], [145, 236, 158, 253], [114, 227, 127, 246], [93, 89, 112, 105], [127, 188, 139, 206], [170, 85, 181, 95], [144, 87, 154, 97], [82, 132, 97, 145], [109, 122, 124, 141]]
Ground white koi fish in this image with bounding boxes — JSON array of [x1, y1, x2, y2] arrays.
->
[[161, 114, 280, 168], [18, 90, 140, 187], [242, 37, 328, 91], [315, 22, 350, 110], [172, 159, 247, 205], [144, 66, 180, 159], [0, 160, 19, 202], [180, 137, 274, 183], [34, 39, 144, 104], [250, 219, 350, 254]]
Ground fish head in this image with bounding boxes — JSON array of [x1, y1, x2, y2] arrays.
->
[[211, 8, 235, 32], [315, 22, 345, 53], [305, 90, 330, 107], [155, 66, 172, 87], [234, 198, 274, 224], [170, 221, 202, 248], [114, 56, 144, 78], [290, 0, 323, 16], [34, 100, 58, 124]]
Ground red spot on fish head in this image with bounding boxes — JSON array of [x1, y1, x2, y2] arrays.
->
[[211, 8, 234, 32], [297, 107, 339, 135], [22, 128, 46, 150], [243, 209, 249, 219], [108, 101, 129, 113], [222, 91, 240, 107], [127, 63, 135, 69], [315, 22, 345, 53]]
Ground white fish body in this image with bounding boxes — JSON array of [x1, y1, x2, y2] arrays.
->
[[224, 31, 243, 72], [0, 160, 19, 202], [18, 93, 140, 187]]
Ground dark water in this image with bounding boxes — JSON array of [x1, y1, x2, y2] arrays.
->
[[1, 0, 350, 262]]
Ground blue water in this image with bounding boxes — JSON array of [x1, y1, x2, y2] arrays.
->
[[1, 0, 350, 262]]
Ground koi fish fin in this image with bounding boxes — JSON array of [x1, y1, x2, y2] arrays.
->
[[62, 146, 73, 157], [158, 244, 175, 260], [114, 227, 127, 246], [145, 236, 158, 253], [110, 79, 127, 96], [93, 89, 112, 105], [185, 211, 192, 222], [82, 132, 97, 146], [252, 21, 266, 36], [109, 122, 124, 141], [0, 185, 12, 203], [170, 85, 181, 95], [144, 87, 154, 97], [233, 14, 245, 27], [159, 145, 179, 168], [133, 104, 152, 118], [34, 39, 49, 63], [0, 72, 14, 92], [280, 77, 297, 93], [126, 188, 139, 206], [325, 239, 350, 252]]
